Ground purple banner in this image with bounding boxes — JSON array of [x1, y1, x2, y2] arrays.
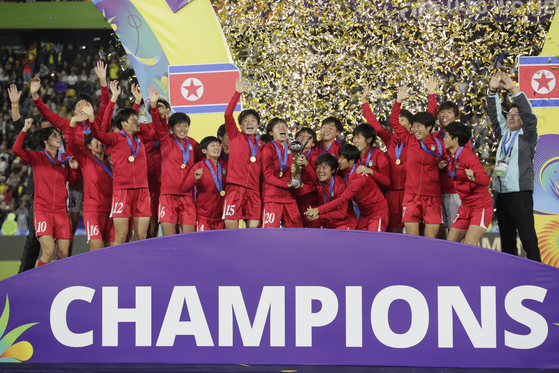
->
[[1, 229, 559, 369]]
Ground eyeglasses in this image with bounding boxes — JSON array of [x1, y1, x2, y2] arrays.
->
[[506, 113, 520, 118]]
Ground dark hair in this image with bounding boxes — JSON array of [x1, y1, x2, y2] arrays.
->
[[260, 133, 272, 144], [399, 109, 413, 124], [217, 124, 227, 139], [315, 153, 338, 171], [238, 109, 260, 126], [157, 99, 170, 110], [33, 126, 61, 148], [266, 117, 287, 136], [411, 112, 436, 132], [200, 136, 220, 153], [445, 122, 471, 146], [295, 127, 317, 146], [84, 133, 94, 148], [72, 93, 95, 111], [338, 143, 360, 162], [503, 102, 518, 117], [438, 101, 459, 119], [113, 108, 138, 130], [352, 123, 376, 141], [168, 112, 191, 129], [321, 116, 343, 133]]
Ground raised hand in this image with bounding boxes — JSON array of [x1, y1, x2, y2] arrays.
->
[[109, 80, 121, 102], [235, 76, 247, 93], [489, 71, 502, 90], [360, 83, 372, 104], [131, 83, 142, 104], [81, 103, 94, 121], [23, 118, 33, 132], [70, 113, 89, 127], [95, 60, 107, 86], [7, 84, 22, 104], [148, 84, 160, 108], [397, 85, 409, 103], [30, 77, 41, 99], [69, 157, 79, 169], [500, 73, 518, 93], [425, 76, 438, 95]]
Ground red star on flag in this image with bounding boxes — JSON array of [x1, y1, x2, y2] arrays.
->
[[534, 73, 554, 91], [182, 79, 202, 99]]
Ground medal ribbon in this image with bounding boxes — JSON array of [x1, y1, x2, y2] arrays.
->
[[154, 139, 159, 149], [244, 134, 260, 159], [172, 136, 190, 165], [220, 149, 228, 161], [446, 146, 463, 179], [91, 154, 113, 178], [395, 140, 404, 162], [272, 141, 289, 174], [318, 141, 333, 155], [305, 149, 311, 157], [206, 159, 223, 193], [501, 130, 519, 160], [419, 136, 443, 158], [44, 150, 71, 166], [359, 147, 373, 166], [121, 130, 140, 159], [81, 121, 90, 135], [322, 176, 335, 204], [345, 164, 356, 186]]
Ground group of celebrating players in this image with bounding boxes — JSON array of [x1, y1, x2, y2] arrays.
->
[[10, 61, 513, 266]]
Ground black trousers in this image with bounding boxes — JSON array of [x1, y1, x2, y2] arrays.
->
[[496, 191, 541, 262], [18, 196, 41, 273]]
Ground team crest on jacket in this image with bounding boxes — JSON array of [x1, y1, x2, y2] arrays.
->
[[368, 160, 373, 167], [430, 145, 435, 151], [189, 145, 193, 151], [223, 169, 226, 175]]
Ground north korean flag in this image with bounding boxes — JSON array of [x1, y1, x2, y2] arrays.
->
[[169, 63, 242, 114], [518, 56, 559, 100]]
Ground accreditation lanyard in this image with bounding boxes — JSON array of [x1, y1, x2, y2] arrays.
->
[[121, 130, 140, 159], [80, 121, 91, 135], [44, 150, 70, 167], [322, 177, 335, 204], [244, 134, 260, 159], [345, 164, 356, 186], [359, 147, 373, 167], [446, 147, 463, 179], [395, 140, 404, 164], [500, 130, 519, 161], [91, 154, 113, 178], [205, 159, 223, 193], [173, 136, 190, 166], [419, 136, 443, 158], [318, 141, 333, 155], [272, 141, 289, 176]]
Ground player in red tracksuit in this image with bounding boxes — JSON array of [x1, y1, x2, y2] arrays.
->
[[425, 76, 469, 239], [261, 118, 304, 228], [293, 127, 322, 228], [90, 82, 156, 244], [13, 119, 79, 266], [361, 84, 412, 233], [309, 116, 344, 166], [298, 154, 357, 229], [351, 124, 391, 194], [67, 118, 114, 250], [151, 88, 202, 236], [184, 136, 228, 231], [306, 144, 389, 231], [439, 122, 493, 245], [223, 77, 264, 229], [391, 85, 443, 238]]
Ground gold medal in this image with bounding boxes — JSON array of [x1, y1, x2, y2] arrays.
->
[[181, 164, 186, 169], [220, 190, 226, 197], [128, 156, 135, 162], [396, 159, 401, 165], [250, 156, 256, 163], [279, 172, 283, 177]]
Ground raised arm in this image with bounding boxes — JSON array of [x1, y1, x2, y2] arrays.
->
[[90, 99, 117, 147], [12, 119, 38, 166], [426, 76, 438, 117], [139, 85, 161, 143], [224, 76, 245, 139], [8, 84, 22, 123], [31, 77, 70, 132], [361, 83, 394, 146], [485, 71, 508, 139], [66, 119, 89, 165], [390, 86, 413, 144]]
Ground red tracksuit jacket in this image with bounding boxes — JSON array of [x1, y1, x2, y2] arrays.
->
[[261, 141, 299, 204], [184, 158, 228, 221], [446, 146, 492, 206]]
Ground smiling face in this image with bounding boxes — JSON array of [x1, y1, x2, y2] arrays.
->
[[320, 122, 339, 142], [506, 107, 522, 131], [443, 131, 459, 151], [271, 121, 289, 142], [352, 133, 372, 153], [87, 137, 106, 155], [316, 162, 334, 183], [122, 114, 140, 135], [173, 121, 190, 141], [438, 109, 456, 130], [399, 116, 411, 131], [241, 114, 258, 135], [202, 141, 222, 159], [296, 132, 314, 151], [338, 156, 353, 171], [412, 122, 431, 142]]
